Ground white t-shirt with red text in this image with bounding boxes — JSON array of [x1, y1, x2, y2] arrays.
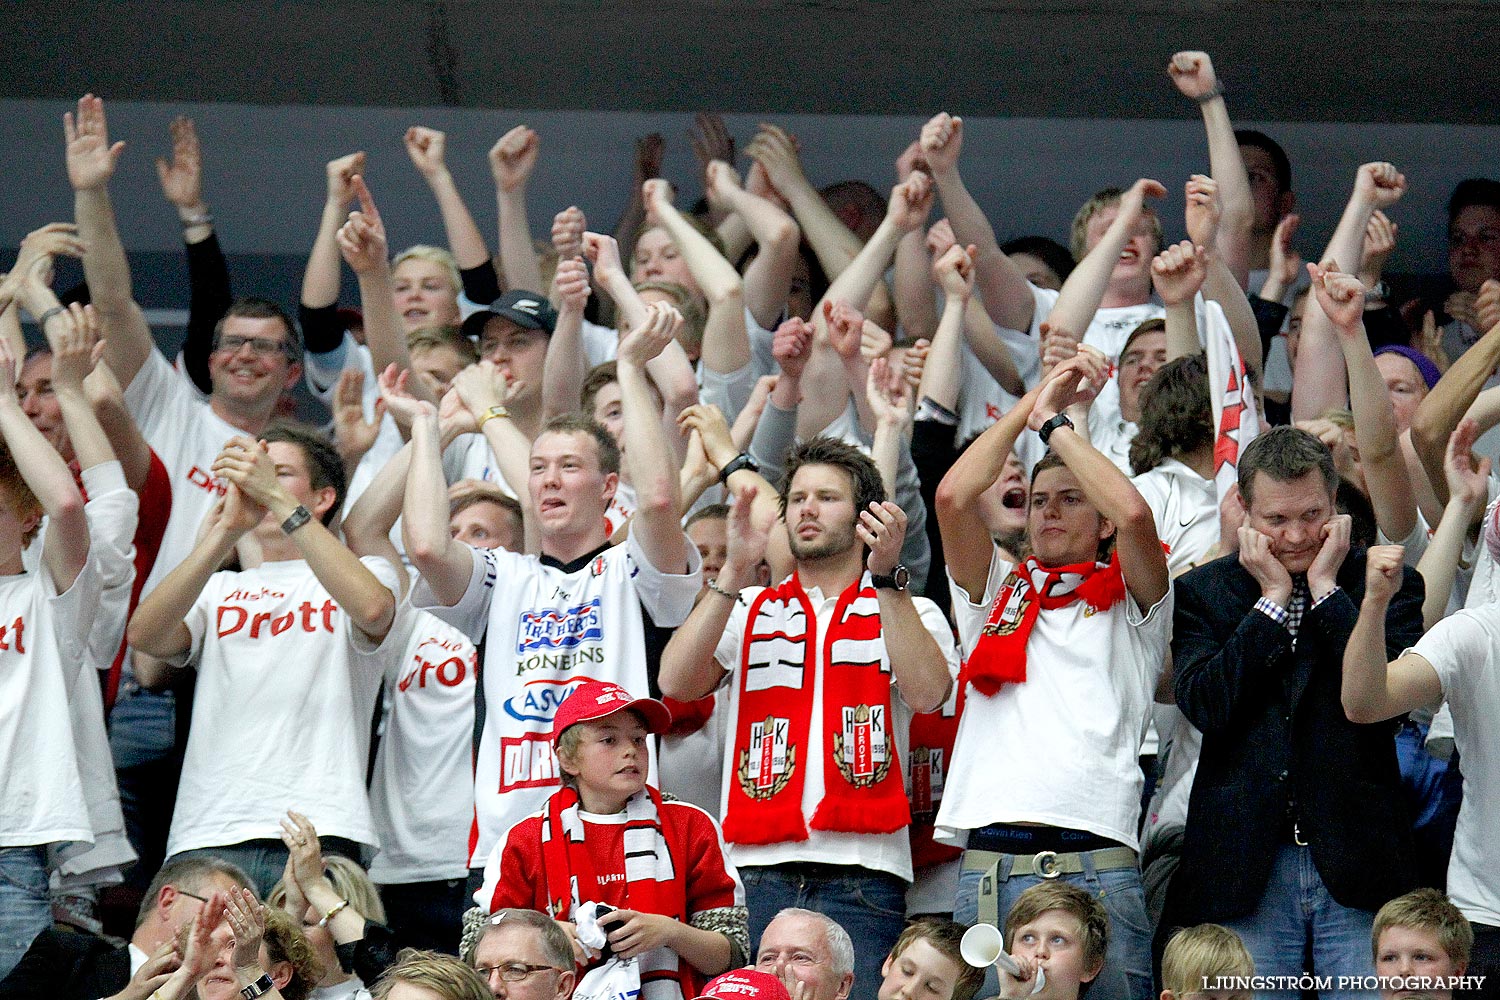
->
[[165, 557, 402, 857], [413, 534, 701, 869]]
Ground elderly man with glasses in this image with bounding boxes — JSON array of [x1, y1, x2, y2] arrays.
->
[[463, 909, 577, 1000]]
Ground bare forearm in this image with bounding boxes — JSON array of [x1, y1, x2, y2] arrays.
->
[[1204, 259, 1262, 378], [1342, 597, 1394, 722], [660, 598, 736, 700], [879, 596, 950, 712], [670, 922, 733, 978], [1047, 221, 1127, 336], [1164, 301, 1199, 360], [498, 188, 544, 293], [930, 167, 1035, 331], [892, 231, 938, 341], [1290, 307, 1347, 421], [402, 414, 470, 602], [1413, 333, 1500, 502], [128, 529, 236, 656], [426, 170, 491, 270], [1417, 498, 1473, 629], [963, 299, 1025, 396], [302, 198, 348, 308], [75, 188, 133, 307], [543, 306, 589, 420], [1201, 96, 1253, 287], [919, 296, 967, 411], [55, 387, 116, 471], [785, 180, 863, 279], [619, 359, 680, 516], [343, 443, 412, 555]]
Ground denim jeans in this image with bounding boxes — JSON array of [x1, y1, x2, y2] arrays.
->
[[1222, 844, 1375, 1000], [741, 864, 908, 1000], [954, 850, 1153, 1000], [0, 846, 51, 981], [168, 836, 364, 899], [1395, 720, 1462, 889]]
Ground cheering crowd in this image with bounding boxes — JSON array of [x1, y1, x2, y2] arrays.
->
[[1, 49, 1498, 1000]]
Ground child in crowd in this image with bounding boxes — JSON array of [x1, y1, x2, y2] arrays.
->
[[877, 918, 984, 1000], [1159, 924, 1253, 1000], [1372, 889, 1473, 1000], [482, 681, 746, 1000], [998, 883, 1110, 1000]]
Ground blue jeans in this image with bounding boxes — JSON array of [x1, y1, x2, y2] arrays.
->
[[954, 851, 1153, 1000], [1223, 845, 1375, 1000], [742, 864, 908, 1000], [0, 846, 51, 981], [1396, 720, 1463, 889]]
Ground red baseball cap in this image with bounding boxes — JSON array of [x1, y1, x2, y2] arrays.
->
[[693, 970, 792, 1000], [551, 681, 672, 744]]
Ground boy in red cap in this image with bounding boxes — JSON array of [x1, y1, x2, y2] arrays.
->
[[480, 680, 747, 1000]]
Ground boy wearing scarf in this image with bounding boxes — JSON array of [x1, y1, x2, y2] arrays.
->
[[481, 680, 746, 1000], [661, 437, 958, 1000], [932, 349, 1172, 1000]]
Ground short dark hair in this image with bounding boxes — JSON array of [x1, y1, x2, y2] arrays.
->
[[580, 362, 618, 417], [1236, 129, 1292, 194], [137, 855, 253, 928], [1001, 235, 1075, 285], [1448, 178, 1500, 226], [1030, 451, 1115, 561], [1129, 353, 1212, 476], [537, 414, 621, 476], [213, 297, 303, 364], [685, 502, 730, 532], [451, 488, 523, 540], [262, 423, 347, 524], [780, 437, 885, 520], [1237, 426, 1337, 507]]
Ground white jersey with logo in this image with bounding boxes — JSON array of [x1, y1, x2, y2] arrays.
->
[[412, 534, 701, 868], [369, 591, 479, 884], [166, 557, 402, 857], [0, 544, 104, 853], [123, 349, 242, 597]]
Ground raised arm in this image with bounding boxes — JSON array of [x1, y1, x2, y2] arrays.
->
[[489, 125, 544, 295], [1312, 264, 1415, 541], [814, 173, 934, 334], [617, 303, 694, 573], [541, 257, 594, 420], [920, 113, 1037, 332], [3, 300, 89, 589], [157, 116, 231, 395], [1342, 545, 1443, 723], [1046, 179, 1166, 337], [1029, 351, 1169, 606], [1292, 162, 1406, 421], [935, 385, 1038, 602], [337, 176, 430, 404], [1152, 241, 1208, 360], [644, 178, 748, 375], [34, 296, 116, 474], [301, 151, 365, 312], [745, 124, 862, 279], [1411, 281, 1500, 506], [866, 357, 913, 502], [1185, 174, 1261, 378], [393, 384, 475, 605], [892, 215, 940, 343], [452, 361, 534, 512], [706, 159, 801, 330], [1416, 421, 1490, 629], [66, 94, 154, 389], [1169, 52, 1253, 286], [918, 243, 977, 413], [404, 126, 491, 272]]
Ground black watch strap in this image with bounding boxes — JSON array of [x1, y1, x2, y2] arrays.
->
[[1038, 412, 1074, 447], [241, 973, 275, 1000], [718, 453, 760, 485], [869, 566, 910, 592]]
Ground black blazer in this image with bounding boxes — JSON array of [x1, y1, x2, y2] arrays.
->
[[1166, 547, 1424, 923], [0, 928, 131, 1000]]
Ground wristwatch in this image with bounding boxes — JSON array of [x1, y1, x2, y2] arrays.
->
[[477, 404, 510, 429], [870, 566, 910, 592], [718, 452, 760, 485], [1037, 412, 1074, 447], [280, 504, 313, 535], [241, 973, 274, 1000]]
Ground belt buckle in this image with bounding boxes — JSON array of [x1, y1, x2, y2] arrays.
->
[[1033, 850, 1061, 879], [1293, 822, 1308, 847]]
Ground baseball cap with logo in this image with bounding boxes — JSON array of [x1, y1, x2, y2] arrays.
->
[[550, 680, 672, 744], [692, 970, 792, 1000], [461, 289, 560, 342]]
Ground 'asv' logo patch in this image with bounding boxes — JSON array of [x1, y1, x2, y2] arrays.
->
[[516, 597, 603, 653]]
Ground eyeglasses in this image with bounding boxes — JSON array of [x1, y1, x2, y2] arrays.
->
[[1449, 229, 1500, 250], [216, 334, 295, 358], [475, 963, 564, 983], [173, 887, 210, 903]]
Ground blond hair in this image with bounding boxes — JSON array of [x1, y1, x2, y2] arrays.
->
[[263, 907, 326, 1000], [1069, 188, 1163, 264], [1161, 924, 1255, 996], [1372, 889, 1473, 967], [373, 948, 492, 1000], [408, 324, 478, 364], [268, 854, 386, 924], [393, 244, 462, 295]]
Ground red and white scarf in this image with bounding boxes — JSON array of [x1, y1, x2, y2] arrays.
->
[[541, 785, 699, 1000], [721, 572, 910, 845], [962, 553, 1126, 696]]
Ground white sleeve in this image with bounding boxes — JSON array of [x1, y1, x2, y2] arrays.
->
[[581, 319, 619, 367], [1411, 610, 1485, 704], [44, 549, 105, 688], [947, 545, 1014, 654], [624, 528, 703, 628], [123, 348, 198, 440], [411, 545, 509, 642], [80, 461, 139, 591]]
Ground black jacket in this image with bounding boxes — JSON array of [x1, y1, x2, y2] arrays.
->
[[1167, 547, 1424, 922], [0, 928, 130, 1000]]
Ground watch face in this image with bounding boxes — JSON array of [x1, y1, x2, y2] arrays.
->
[[893, 566, 910, 589]]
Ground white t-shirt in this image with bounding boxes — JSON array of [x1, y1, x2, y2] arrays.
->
[[0, 548, 103, 853], [1409, 606, 1500, 925], [413, 533, 701, 868], [1087, 408, 1137, 479], [368, 592, 479, 884], [124, 349, 243, 597], [936, 547, 1172, 851], [711, 584, 959, 882], [166, 557, 402, 857]]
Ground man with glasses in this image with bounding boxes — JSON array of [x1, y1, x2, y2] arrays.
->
[[466, 909, 576, 1000], [0, 855, 252, 999], [1439, 178, 1500, 364]]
